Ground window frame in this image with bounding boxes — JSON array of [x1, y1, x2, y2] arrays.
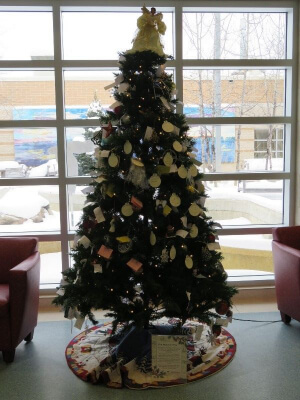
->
[[0, 0, 298, 288]]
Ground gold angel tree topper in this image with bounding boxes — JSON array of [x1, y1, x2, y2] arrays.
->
[[128, 5, 167, 56]]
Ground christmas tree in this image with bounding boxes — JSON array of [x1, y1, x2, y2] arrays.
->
[[75, 92, 105, 176], [54, 6, 237, 335]]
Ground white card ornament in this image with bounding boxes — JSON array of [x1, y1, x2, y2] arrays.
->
[[170, 193, 181, 207], [207, 242, 221, 250], [181, 216, 187, 227], [149, 174, 161, 188], [144, 126, 154, 141], [150, 231, 156, 246], [78, 235, 91, 249], [109, 219, 115, 233], [81, 186, 93, 195], [74, 315, 85, 330], [189, 164, 198, 177], [162, 121, 174, 132], [173, 126, 180, 136], [156, 64, 166, 77], [170, 245, 176, 260], [170, 164, 178, 173], [161, 248, 169, 263], [189, 203, 202, 217], [115, 74, 124, 84], [185, 255, 193, 269], [93, 264, 103, 273], [173, 141, 183, 152], [215, 317, 229, 327], [93, 206, 105, 223], [109, 100, 122, 110], [56, 288, 65, 296], [189, 224, 198, 238], [108, 153, 119, 168], [121, 203, 134, 217], [160, 96, 171, 110], [118, 82, 130, 93], [186, 291, 191, 301], [94, 175, 107, 184], [163, 152, 173, 167], [100, 150, 110, 158], [176, 229, 189, 238], [178, 165, 188, 179], [124, 140, 132, 154]]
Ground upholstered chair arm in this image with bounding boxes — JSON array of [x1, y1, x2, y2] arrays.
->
[[272, 226, 300, 249], [8, 252, 40, 348]]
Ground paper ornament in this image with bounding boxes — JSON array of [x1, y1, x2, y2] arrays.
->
[[93, 264, 103, 273], [150, 231, 156, 245], [93, 207, 105, 223], [116, 236, 131, 243], [102, 121, 115, 140], [161, 248, 169, 263], [105, 183, 115, 198], [163, 204, 172, 216], [115, 74, 124, 84], [185, 256, 193, 269], [181, 216, 188, 227], [74, 315, 85, 330], [189, 164, 198, 177], [173, 141, 183, 152], [189, 224, 199, 238], [178, 165, 188, 179], [144, 126, 154, 141], [77, 235, 91, 249], [100, 150, 110, 158], [170, 193, 181, 207], [149, 174, 161, 188], [124, 140, 132, 154], [160, 96, 171, 110], [186, 291, 191, 301], [132, 158, 144, 167], [162, 121, 174, 132], [94, 175, 107, 184], [195, 325, 204, 341], [118, 82, 130, 93], [176, 229, 189, 238], [104, 82, 115, 90], [98, 245, 113, 259], [108, 153, 119, 168], [189, 203, 202, 217], [109, 219, 115, 232], [127, 258, 143, 272], [170, 164, 178, 173], [56, 288, 65, 296], [173, 126, 180, 136], [163, 152, 173, 167], [156, 64, 166, 77], [207, 242, 221, 250], [131, 196, 143, 210], [121, 203, 134, 217], [170, 245, 176, 260]]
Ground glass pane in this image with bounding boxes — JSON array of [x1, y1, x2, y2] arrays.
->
[[64, 70, 116, 119], [188, 124, 284, 172], [65, 127, 98, 176], [220, 234, 274, 275], [0, 12, 54, 60], [0, 70, 56, 120], [183, 69, 285, 118], [68, 184, 87, 231], [0, 186, 60, 232], [255, 129, 268, 140], [183, 12, 286, 59], [40, 241, 62, 286], [204, 180, 283, 225], [62, 11, 174, 59], [0, 128, 57, 178]]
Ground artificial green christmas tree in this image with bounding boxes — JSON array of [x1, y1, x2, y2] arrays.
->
[[54, 6, 237, 338]]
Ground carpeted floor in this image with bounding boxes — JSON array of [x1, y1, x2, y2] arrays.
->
[[1, 312, 300, 400]]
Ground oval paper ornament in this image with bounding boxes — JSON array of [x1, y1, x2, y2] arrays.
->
[[108, 153, 119, 168], [150, 231, 156, 246], [170, 193, 181, 207], [149, 174, 161, 188], [178, 165, 188, 179], [162, 121, 174, 133], [132, 158, 144, 167], [189, 203, 202, 216], [163, 152, 173, 167], [170, 245, 176, 260], [185, 255, 193, 269], [124, 140, 132, 154], [189, 164, 198, 177], [121, 203, 133, 217], [173, 141, 183, 152], [189, 224, 198, 238]]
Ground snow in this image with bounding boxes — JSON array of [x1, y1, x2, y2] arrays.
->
[[0, 187, 49, 219], [40, 252, 62, 285], [28, 159, 58, 177]]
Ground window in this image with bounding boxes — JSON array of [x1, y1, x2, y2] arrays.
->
[[0, 2, 297, 286]]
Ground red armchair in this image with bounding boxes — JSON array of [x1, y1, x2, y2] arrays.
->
[[0, 237, 40, 362], [272, 226, 300, 324]]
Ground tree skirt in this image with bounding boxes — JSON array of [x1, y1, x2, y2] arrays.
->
[[65, 319, 236, 389]]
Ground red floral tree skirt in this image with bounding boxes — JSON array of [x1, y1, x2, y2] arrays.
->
[[65, 319, 236, 389]]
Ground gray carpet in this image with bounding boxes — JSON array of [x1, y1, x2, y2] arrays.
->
[[1, 312, 300, 400]]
